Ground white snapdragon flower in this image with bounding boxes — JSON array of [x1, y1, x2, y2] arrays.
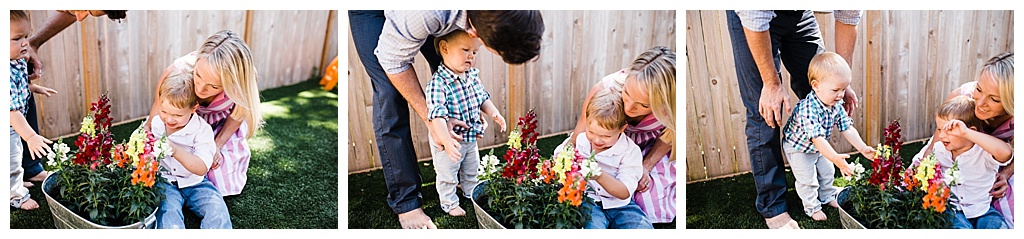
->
[[843, 162, 866, 181]]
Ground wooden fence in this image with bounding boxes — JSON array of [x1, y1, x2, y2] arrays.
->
[[685, 10, 1013, 182], [26, 10, 338, 139], [348, 10, 677, 173]]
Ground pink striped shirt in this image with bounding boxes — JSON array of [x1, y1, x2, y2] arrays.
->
[[197, 92, 252, 196]]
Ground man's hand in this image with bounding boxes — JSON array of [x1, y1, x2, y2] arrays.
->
[[758, 83, 792, 128], [27, 47, 43, 79], [843, 87, 859, 116]]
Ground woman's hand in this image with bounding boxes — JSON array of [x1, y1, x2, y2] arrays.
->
[[989, 173, 1009, 199], [637, 171, 652, 193]]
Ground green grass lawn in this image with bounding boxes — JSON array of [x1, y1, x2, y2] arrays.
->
[[685, 141, 926, 229], [9, 79, 338, 229], [348, 133, 677, 229]]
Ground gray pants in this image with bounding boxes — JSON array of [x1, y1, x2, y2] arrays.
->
[[10, 129, 30, 204], [783, 141, 838, 217], [429, 136, 480, 213]]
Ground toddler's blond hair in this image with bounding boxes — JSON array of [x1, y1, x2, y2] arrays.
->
[[938, 95, 984, 130], [586, 88, 626, 131], [159, 61, 199, 109], [807, 52, 851, 86]]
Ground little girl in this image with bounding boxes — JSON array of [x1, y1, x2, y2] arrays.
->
[[148, 30, 261, 196]]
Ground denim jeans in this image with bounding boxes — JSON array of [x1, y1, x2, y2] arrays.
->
[[951, 206, 1007, 229], [726, 10, 824, 218], [349, 10, 442, 214], [783, 141, 837, 217], [428, 137, 480, 213], [20, 89, 44, 180], [156, 180, 232, 229], [584, 200, 654, 229]]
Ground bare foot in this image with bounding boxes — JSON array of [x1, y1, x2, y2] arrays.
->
[[23, 182, 35, 188], [398, 208, 436, 229], [16, 198, 40, 210], [27, 171, 49, 182], [765, 212, 800, 229], [812, 211, 827, 221], [827, 200, 840, 209], [447, 206, 466, 216]]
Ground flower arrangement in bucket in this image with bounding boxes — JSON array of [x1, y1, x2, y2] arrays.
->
[[43, 94, 171, 228], [838, 120, 957, 229], [475, 109, 601, 229]]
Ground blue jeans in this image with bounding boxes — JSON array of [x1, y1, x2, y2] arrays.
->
[[156, 180, 232, 229], [584, 200, 654, 229], [349, 10, 443, 214], [951, 206, 1007, 229], [726, 10, 824, 218], [20, 87, 44, 180]]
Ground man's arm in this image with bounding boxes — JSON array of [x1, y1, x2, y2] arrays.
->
[[743, 28, 792, 128], [834, 10, 862, 115]]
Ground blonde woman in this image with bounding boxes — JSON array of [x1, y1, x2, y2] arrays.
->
[[946, 52, 1014, 228], [570, 46, 676, 224], [147, 30, 262, 196]]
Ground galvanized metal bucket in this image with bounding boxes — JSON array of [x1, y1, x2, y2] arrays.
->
[[42, 171, 157, 229], [836, 186, 866, 229], [470, 180, 506, 229]]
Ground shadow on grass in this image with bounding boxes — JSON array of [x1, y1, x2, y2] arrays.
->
[[685, 141, 926, 229], [9, 79, 338, 229]]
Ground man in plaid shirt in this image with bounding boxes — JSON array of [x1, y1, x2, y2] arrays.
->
[[425, 30, 506, 217]]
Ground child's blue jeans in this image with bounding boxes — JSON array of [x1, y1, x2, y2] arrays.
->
[[950, 206, 1006, 229], [156, 179, 232, 229], [584, 200, 654, 229]]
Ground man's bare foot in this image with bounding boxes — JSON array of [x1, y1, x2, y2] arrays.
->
[[398, 208, 436, 229], [766, 212, 800, 229], [812, 211, 827, 221], [15, 198, 40, 210], [447, 206, 466, 216], [27, 171, 49, 182], [827, 200, 840, 208]]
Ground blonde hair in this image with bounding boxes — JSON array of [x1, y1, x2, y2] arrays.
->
[[160, 61, 199, 109], [434, 30, 470, 57], [10, 10, 28, 21], [979, 52, 1014, 116], [938, 95, 985, 130], [196, 30, 262, 137], [587, 88, 626, 131], [628, 46, 676, 144], [807, 52, 851, 86]]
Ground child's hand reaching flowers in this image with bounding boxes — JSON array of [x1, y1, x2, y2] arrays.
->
[[859, 146, 877, 159]]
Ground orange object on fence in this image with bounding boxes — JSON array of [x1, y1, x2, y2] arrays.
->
[[320, 56, 339, 91]]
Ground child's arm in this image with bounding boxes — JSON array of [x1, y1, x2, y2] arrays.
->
[[593, 173, 631, 200], [28, 84, 57, 97], [944, 119, 1012, 163], [10, 110, 52, 159], [841, 128, 876, 159], [168, 142, 210, 176], [811, 137, 854, 177], [480, 99, 506, 132]]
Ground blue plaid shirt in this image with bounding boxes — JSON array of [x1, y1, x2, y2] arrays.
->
[[10, 59, 31, 116], [782, 91, 854, 154], [425, 64, 490, 143]]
